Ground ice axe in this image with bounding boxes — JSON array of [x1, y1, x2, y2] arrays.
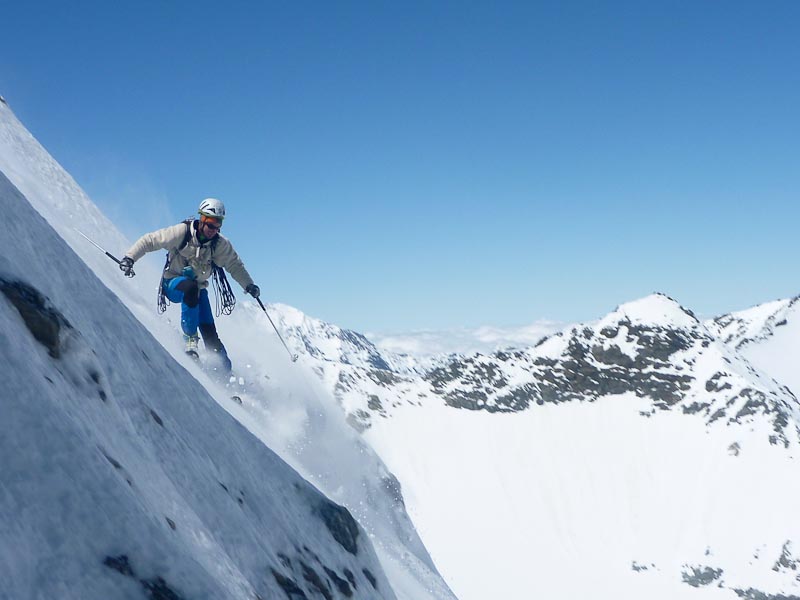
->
[[255, 296, 299, 362]]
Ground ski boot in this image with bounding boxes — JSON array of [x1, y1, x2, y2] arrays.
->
[[184, 334, 200, 359]]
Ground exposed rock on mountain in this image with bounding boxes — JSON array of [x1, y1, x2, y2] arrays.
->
[[287, 293, 800, 446]]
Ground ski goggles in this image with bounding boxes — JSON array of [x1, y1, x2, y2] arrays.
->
[[200, 216, 222, 231]]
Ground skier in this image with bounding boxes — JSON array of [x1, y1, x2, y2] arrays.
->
[[118, 198, 260, 375]]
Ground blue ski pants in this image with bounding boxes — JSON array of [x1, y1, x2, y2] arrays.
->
[[164, 276, 232, 373]]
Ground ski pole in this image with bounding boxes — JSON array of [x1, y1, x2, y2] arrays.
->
[[75, 229, 135, 277], [255, 297, 299, 362]]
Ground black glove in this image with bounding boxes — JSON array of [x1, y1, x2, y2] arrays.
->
[[245, 283, 260, 298], [119, 256, 135, 278]]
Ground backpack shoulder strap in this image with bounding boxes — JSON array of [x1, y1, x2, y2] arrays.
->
[[178, 218, 194, 251]]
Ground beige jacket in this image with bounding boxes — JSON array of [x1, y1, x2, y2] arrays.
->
[[125, 220, 255, 290]]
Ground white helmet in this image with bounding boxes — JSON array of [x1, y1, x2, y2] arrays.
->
[[198, 198, 226, 220]]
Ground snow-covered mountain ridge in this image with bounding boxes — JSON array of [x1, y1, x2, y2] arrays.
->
[[707, 296, 800, 349], [282, 293, 800, 447], [709, 294, 800, 429]]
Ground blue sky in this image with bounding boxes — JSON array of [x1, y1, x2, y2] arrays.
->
[[2, 1, 799, 333]]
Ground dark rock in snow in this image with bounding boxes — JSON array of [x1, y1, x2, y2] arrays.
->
[[103, 555, 185, 599], [100, 450, 133, 487], [368, 395, 384, 412], [316, 500, 360, 556], [734, 588, 800, 600], [343, 568, 357, 589], [103, 453, 123, 470], [773, 541, 799, 572], [142, 576, 184, 600], [270, 569, 309, 599], [103, 555, 135, 577], [301, 561, 333, 600], [0, 277, 72, 358], [681, 565, 723, 587], [706, 372, 733, 393], [324, 566, 354, 597], [362, 568, 378, 590], [150, 409, 164, 427], [631, 561, 656, 572]]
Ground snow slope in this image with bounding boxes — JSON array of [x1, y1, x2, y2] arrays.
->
[[0, 102, 456, 599], [0, 169, 394, 599]]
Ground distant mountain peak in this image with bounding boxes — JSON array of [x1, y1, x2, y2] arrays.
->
[[606, 292, 700, 329]]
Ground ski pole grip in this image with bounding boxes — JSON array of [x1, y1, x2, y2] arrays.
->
[[113, 253, 135, 277]]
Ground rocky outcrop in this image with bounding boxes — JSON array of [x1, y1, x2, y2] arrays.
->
[[0, 276, 72, 358]]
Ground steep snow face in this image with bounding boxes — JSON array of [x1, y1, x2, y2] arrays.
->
[[0, 171, 395, 599], [0, 102, 456, 600]]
